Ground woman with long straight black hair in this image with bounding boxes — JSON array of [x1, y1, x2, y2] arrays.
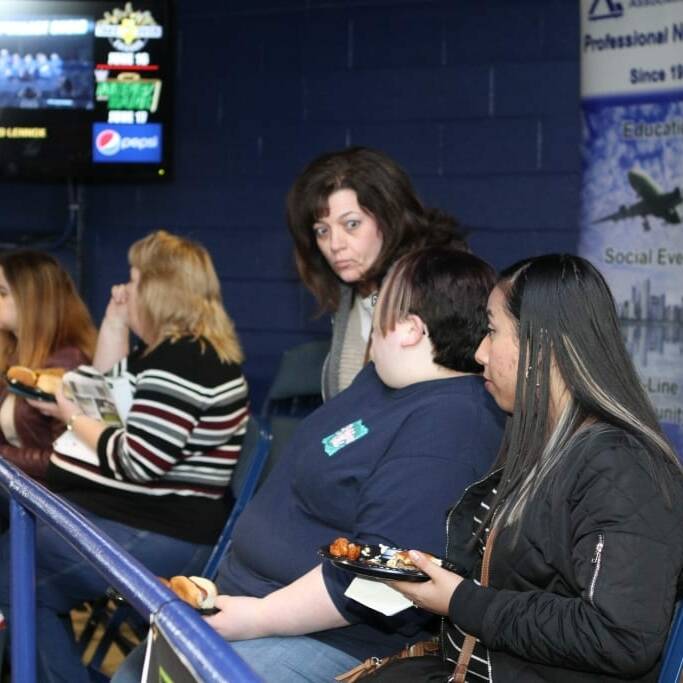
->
[[364, 254, 683, 682]]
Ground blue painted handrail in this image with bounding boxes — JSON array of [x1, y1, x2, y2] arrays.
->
[[0, 459, 262, 683], [659, 601, 683, 683]]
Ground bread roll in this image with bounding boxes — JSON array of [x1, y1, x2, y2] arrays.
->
[[36, 367, 65, 378], [167, 575, 217, 610], [6, 366, 65, 395], [36, 374, 62, 395], [7, 366, 37, 386]]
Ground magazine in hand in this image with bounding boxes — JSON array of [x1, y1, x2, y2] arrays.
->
[[53, 365, 133, 465]]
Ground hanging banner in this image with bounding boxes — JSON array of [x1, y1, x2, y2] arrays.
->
[[578, 0, 683, 456]]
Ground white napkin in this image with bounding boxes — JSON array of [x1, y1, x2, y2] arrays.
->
[[344, 577, 414, 616]]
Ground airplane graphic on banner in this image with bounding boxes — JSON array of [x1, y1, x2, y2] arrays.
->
[[594, 169, 682, 231]]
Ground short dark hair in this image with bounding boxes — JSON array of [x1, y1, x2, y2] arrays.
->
[[287, 146, 466, 311], [376, 246, 496, 372]]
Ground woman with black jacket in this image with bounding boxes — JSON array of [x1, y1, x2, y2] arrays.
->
[[366, 254, 683, 682]]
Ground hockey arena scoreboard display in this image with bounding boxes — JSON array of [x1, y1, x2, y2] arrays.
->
[[0, 1, 173, 180]]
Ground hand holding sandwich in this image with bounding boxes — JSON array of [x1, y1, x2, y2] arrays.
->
[[204, 565, 349, 641]]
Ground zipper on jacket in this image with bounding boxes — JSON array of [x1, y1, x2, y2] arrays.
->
[[440, 469, 502, 664], [588, 532, 605, 607]]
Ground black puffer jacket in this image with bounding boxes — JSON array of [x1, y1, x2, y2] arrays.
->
[[444, 425, 683, 682]]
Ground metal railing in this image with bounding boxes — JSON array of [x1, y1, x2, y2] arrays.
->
[[0, 459, 262, 683]]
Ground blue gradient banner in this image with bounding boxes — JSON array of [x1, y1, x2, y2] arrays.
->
[[579, 0, 683, 456]]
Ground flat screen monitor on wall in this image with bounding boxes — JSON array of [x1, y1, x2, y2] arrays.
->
[[0, 0, 173, 181]]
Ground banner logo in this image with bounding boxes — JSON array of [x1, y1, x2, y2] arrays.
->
[[588, 0, 624, 21], [95, 129, 122, 156], [92, 123, 161, 163], [95, 2, 163, 52]]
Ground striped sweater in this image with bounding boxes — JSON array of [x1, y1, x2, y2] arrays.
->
[[48, 336, 249, 544]]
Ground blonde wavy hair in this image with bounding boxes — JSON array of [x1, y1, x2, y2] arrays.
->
[[128, 230, 243, 364], [0, 251, 96, 372]]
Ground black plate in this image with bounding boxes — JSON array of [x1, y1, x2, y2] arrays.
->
[[319, 544, 430, 582], [5, 377, 56, 403]]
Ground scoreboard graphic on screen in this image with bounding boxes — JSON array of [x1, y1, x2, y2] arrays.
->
[[0, 1, 173, 180]]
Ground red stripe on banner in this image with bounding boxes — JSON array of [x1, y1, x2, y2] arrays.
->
[[96, 64, 160, 71]]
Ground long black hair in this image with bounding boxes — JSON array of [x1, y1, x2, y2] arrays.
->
[[491, 254, 681, 529]]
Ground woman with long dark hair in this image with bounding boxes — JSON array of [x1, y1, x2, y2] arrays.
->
[[365, 254, 683, 682], [288, 146, 465, 398]]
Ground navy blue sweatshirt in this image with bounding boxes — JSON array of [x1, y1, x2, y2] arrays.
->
[[216, 364, 505, 660]]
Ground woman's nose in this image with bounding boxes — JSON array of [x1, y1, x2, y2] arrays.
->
[[329, 227, 345, 252], [474, 336, 489, 367]]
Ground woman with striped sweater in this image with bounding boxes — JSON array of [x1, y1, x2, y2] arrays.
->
[[0, 230, 249, 683]]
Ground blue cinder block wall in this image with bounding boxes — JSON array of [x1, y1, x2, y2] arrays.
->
[[0, 0, 581, 407]]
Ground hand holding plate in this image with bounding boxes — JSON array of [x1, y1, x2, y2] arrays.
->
[[26, 395, 62, 419], [389, 550, 464, 616]]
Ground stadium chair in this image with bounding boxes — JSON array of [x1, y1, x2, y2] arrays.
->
[[77, 416, 271, 677], [658, 600, 683, 683], [201, 418, 271, 579], [258, 338, 329, 483]]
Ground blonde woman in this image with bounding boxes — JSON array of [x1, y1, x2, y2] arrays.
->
[[0, 231, 249, 683], [0, 250, 96, 484]]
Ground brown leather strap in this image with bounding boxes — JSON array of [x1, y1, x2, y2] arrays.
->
[[335, 639, 439, 682], [452, 526, 498, 682]]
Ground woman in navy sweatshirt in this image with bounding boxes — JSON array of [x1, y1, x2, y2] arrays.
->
[[114, 246, 505, 683]]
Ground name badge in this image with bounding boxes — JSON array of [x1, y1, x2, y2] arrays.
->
[[322, 420, 369, 456]]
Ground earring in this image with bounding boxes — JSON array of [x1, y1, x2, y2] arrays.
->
[[525, 365, 532, 379]]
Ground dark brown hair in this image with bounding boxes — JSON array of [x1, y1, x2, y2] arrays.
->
[[287, 146, 466, 312], [375, 246, 495, 372]]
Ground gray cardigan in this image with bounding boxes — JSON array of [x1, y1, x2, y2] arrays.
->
[[321, 285, 353, 401]]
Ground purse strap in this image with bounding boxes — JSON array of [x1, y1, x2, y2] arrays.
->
[[452, 525, 498, 683]]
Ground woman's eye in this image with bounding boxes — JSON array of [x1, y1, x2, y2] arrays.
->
[[346, 219, 360, 230], [487, 327, 495, 337], [313, 226, 328, 238]]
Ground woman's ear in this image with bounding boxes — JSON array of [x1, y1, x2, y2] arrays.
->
[[399, 314, 427, 348]]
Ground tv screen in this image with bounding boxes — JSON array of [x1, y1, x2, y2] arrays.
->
[[0, 0, 172, 180]]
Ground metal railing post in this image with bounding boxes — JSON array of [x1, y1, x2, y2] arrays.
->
[[9, 498, 36, 683], [0, 460, 262, 683]]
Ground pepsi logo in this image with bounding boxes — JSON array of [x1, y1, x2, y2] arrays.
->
[[95, 129, 121, 156]]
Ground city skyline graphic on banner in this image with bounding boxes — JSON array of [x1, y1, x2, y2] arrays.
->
[[579, 0, 683, 453]]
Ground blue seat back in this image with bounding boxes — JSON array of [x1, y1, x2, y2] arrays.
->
[[659, 600, 683, 682], [201, 416, 271, 579], [258, 339, 329, 484]]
